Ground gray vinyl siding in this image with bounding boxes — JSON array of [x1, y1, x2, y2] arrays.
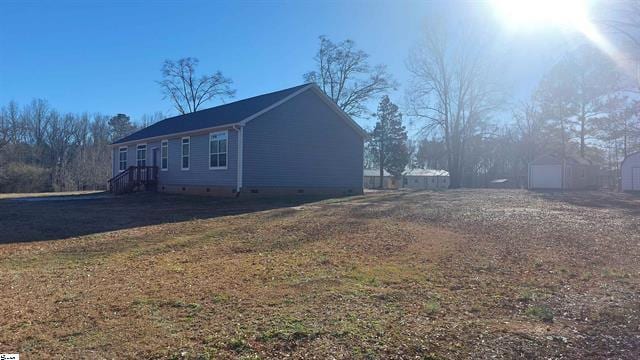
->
[[159, 130, 237, 186], [110, 88, 364, 191], [112, 130, 237, 187], [242, 89, 364, 188]]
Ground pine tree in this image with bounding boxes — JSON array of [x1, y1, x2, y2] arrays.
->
[[370, 96, 409, 187], [108, 114, 137, 142]]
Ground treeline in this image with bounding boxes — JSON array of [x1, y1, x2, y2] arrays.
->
[[0, 100, 156, 192], [405, 41, 640, 188]]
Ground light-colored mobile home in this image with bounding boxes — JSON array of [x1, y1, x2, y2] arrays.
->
[[403, 169, 449, 189]]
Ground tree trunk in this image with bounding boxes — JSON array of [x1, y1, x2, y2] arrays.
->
[[379, 143, 384, 189], [579, 107, 586, 158]]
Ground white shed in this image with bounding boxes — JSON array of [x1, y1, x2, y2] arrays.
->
[[363, 169, 398, 189], [528, 154, 599, 190], [621, 151, 640, 191], [403, 169, 449, 189]]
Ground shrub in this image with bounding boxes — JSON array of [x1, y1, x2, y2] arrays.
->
[[0, 162, 51, 193]]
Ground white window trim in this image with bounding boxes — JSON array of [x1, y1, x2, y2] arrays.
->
[[161, 139, 169, 171], [136, 143, 147, 167], [209, 130, 228, 170], [118, 146, 128, 172], [181, 136, 190, 170]]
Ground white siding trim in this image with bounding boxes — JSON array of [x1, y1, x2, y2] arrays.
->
[[235, 125, 244, 192], [111, 124, 236, 147]]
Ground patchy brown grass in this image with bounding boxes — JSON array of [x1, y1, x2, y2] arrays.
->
[[1, 189, 639, 359]]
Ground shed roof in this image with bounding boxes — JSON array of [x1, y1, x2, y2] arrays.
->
[[363, 169, 392, 177], [530, 154, 593, 166], [621, 151, 640, 168], [113, 83, 314, 145], [403, 169, 449, 177]]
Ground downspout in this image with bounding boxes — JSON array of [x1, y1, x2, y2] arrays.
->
[[233, 124, 244, 196]]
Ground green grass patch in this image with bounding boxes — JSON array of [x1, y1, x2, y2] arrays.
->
[[257, 317, 320, 342], [226, 337, 251, 353], [526, 305, 554, 322], [424, 299, 441, 315]]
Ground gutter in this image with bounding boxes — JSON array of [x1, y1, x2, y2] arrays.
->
[[110, 123, 240, 147]]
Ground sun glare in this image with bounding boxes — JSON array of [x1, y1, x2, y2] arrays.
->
[[491, 0, 625, 73], [490, 0, 591, 31]]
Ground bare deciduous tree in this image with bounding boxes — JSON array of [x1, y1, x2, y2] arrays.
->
[[304, 36, 397, 118], [139, 111, 165, 128], [159, 57, 235, 115], [512, 101, 546, 166], [0, 108, 7, 151], [0, 99, 168, 193], [406, 23, 500, 188]]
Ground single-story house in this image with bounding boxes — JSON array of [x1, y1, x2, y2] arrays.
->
[[403, 169, 449, 189], [109, 83, 366, 196], [363, 169, 398, 189], [620, 151, 640, 191], [528, 154, 599, 190]]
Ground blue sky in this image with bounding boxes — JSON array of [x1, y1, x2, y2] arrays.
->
[[0, 0, 588, 131]]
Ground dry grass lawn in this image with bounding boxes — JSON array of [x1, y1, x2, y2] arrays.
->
[[0, 190, 102, 200], [1, 190, 639, 359]]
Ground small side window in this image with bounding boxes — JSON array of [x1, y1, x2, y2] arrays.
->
[[119, 147, 127, 171], [136, 144, 147, 167], [181, 137, 190, 170], [161, 140, 168, 170]]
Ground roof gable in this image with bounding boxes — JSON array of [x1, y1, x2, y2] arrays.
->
[[112, 83, 368, 145], [530, 154, 593, 166]]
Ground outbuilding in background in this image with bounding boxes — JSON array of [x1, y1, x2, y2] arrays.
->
[[528, 154, 599, 190], [403, 169, 449, 189], [620, 151, 640, 191], [363, 169, 398, 189]]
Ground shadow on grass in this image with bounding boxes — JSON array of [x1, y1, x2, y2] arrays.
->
[[529, 190, 640, 214], [0, 192, 340, 244]]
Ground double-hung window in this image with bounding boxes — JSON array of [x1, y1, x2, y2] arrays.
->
[[161, 140, 168, 170], [136, 144, 146, 166], [118, 147, 127, 171], [181, 137, 190, 170], [209, 131, 228, 169]]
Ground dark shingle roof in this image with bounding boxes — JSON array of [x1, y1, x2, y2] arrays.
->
[[113, 83, 311, 144]]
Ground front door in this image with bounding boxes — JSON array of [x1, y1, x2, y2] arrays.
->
[[152, 148, 159, 167], [633, 167, 640, 190]]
